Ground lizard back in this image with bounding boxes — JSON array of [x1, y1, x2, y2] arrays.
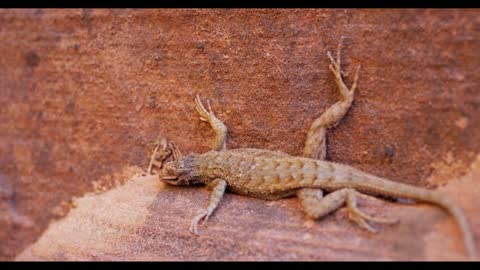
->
[[190, 148, 361, 199]]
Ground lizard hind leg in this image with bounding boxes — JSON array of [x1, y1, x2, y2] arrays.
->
[[297, 188, 397, 233], [297, 188, 325, 218], [303, 37, 361, 160], [194, 95, 228, 151]]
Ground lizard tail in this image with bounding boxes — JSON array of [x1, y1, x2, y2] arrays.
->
[[357, 175, 477, 261], [427, 193, 477, 261], [452, 202, 477, 261]]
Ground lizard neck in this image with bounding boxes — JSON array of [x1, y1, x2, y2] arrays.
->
[[175, 153, 206, 185], [188, 151, 227, 184]]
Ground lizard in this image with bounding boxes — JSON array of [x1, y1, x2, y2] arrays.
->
[[148, 38, 477, 260]]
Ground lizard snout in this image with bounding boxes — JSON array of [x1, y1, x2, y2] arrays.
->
[[161, 161, 180, 184]]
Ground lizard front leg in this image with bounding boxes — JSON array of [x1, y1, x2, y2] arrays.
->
[[303, 36, 360, 160], [147, 137, 182, 174], [195, 95, 228, 151], [297, 188, 397, 233], [189, 178, 227, 235]]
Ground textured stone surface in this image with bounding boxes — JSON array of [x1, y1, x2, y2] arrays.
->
[[1, 9, 479, 260], [15, 157, 480, 261]]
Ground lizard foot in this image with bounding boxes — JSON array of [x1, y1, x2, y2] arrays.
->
[[147, 137, 182, 174], [326, 36, 361, 96], [326, 36, 345, 78], [188, 209, 212, 235], [193, 95, 228, 151], [346, 190, 399, 233], [347, 209, 399, 233], [195, 94, 215, 122]]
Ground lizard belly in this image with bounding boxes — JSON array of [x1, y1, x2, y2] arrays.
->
[[226, 181, 298, 200]]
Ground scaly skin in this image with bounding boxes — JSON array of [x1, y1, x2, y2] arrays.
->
[[181, 149, 475, 260], [150, 38, 477, 260]]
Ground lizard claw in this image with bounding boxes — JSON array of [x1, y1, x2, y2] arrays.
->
[[327, 51, 340, 71], [350, 204, 399, 225], [345, 189, 398, 233], [189, 209, 211, 235], [195, 95, 215, 122], [347, 204, 398, 233], [348, 210, 378, 233]]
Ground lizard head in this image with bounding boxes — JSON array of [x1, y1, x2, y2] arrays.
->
[[160, 160, 181, 184], [161, 154, 199, 185], [148, 137, 201, 185], [148, 138, 185, 185]]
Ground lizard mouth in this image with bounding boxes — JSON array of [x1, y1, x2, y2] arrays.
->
[[162, 175, 185, 185]]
